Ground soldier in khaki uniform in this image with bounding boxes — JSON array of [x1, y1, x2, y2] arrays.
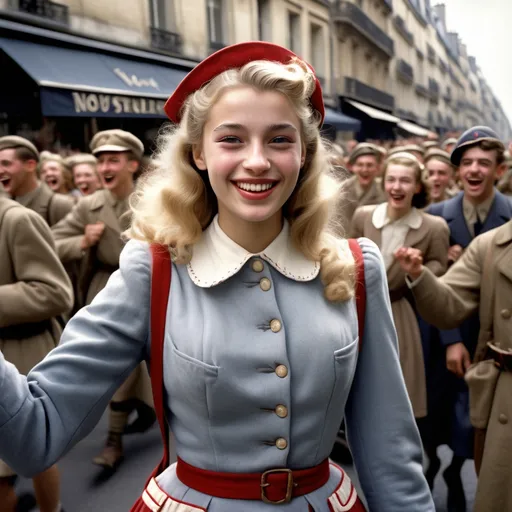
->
[[335, 143, 386, 231], [0, 137, 74, 226], [51, 130, 155, 470], [396, 219, 512, 512], [0, 197, 73, 512]]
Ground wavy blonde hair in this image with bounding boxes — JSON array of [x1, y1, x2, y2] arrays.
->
[[39, 151, 74, 193], [128, 59, 355, 302]]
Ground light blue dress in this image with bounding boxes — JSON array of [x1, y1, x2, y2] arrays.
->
[[0, 219, 434, 511]]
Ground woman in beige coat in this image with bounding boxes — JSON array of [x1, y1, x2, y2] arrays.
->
[[351, 152, 449, 425]]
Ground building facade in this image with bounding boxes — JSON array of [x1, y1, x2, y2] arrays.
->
[[0, 0, 510, 146]]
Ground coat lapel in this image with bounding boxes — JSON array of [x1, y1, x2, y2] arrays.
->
[[90, 190, 121, 233], [443, 193, 473, 248], [483, 190, 512, 233], [496, 222, 512, 284]]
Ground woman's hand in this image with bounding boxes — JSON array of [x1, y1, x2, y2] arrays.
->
[[394, 247, 424, 280]]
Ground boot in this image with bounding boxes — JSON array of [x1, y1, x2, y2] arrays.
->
[[92, 432, 124, 470], [124, 402, 156, 435], [443, 465, 466, 512]]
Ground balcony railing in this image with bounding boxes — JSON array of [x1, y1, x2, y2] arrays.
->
[[344, 77, 395, 111], [393, 15, 414, 46], [427, 44, 436, 63], [8, 0, 69, 25], [415, 83, 429, 98], [428, 77, 440, 103], [396, 59, 414, 84], [333, 1, 394, 58], [150, 27, 183, 55]]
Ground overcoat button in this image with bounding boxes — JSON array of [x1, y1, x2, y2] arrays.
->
[[499, 414, 508, 424], [252, 259, 264, 272], [501, 309, 511, 319], [270, 319, 282, 332], [260, 278, 272, 291], [275, 405, 288, 418], [275, 365, 288, 378], [275, 438, 288, 450]]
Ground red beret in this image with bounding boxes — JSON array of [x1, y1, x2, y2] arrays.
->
[[164, 41, 325, 126]]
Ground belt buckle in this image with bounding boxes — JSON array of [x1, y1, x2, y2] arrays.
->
[[261, 468, 295, 504]]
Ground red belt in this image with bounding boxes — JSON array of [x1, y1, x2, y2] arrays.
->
[[176, 457, 330, 504]]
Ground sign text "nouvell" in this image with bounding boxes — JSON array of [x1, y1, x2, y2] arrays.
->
[[72, 92, 166, 115]]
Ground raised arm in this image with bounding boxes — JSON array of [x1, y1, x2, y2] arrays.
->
[[345, 239, 434, 511], [0, 240, 151, 476], [0, 207, 73, 327]]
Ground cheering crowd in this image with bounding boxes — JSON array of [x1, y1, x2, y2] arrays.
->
[[1, 42, 512, 512]]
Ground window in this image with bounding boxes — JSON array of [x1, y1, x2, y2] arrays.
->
[[257, 0, 271, 41], [310, 24, 325, 81], [287, 12, 301, 54], [149, 0, 167, 29], [207, 0, 224, 46]]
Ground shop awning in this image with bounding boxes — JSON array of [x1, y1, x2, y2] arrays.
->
[[324, 108, 361, 132], [345, 99, 400, 124], [397, 120, 436, 137], [0, 37, 188, 117]]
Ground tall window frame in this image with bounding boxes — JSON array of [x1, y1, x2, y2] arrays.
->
[[207, 0, 225, 46]]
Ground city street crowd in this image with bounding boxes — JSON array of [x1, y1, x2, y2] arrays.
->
[[1, 41, 512, 512]]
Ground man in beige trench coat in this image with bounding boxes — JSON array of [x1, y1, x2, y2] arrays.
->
[[396, 219, 512, 512], [0, 196, 73, 512], [0, 136, 74, 226], [51, 129, 155, 470]]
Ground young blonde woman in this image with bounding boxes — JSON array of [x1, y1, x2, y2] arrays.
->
[[39, 152, 80, 199], [0, 43, 433, 511], [350, 154, 449, 442]]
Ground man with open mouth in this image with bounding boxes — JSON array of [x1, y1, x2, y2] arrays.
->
[[0, 136, 74, 227], [423, 126, 512, 511], [51, 129, 156, 473]]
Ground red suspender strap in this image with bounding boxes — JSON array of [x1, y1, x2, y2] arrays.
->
[[348, 239, 366, 349], [149, 243, 172, 476]]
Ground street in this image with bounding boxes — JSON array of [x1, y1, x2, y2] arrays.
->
[[16, 412, 477, 511]]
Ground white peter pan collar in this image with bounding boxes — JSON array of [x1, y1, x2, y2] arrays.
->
[[187, 216, 320, 287], [372, 202, 423, 230]]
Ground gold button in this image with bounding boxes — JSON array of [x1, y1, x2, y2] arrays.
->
[[499, 414, 508, 424], [275, 365, 288, 378], [275, 405, 288, 418], [275, 438, 288, 450], [270, 319, 282, 333], [260, 278, 272, 291], [501, 309, 511, 319], [252, 259, 264, 272]]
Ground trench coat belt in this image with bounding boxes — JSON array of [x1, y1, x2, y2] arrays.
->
[[489, 345, 512, 372], [175, 457, 330, 504], [0, 320, 53, 340]]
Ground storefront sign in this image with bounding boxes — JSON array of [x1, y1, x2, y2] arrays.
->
[[40, 88, 168, 118], [113, 68, 160, 90]]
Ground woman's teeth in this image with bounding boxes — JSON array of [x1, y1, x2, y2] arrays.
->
[[236, 182, 274, 192]]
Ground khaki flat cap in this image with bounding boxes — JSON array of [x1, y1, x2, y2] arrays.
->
[[90, 129, 144, 160], [348, 143, 381, 165], [424, 148, 454, 166], [40, 151, 65, 165], [0, 135, 39, 161], [422, 140, 439, 150], [65, 153, 97, 169], [441, 137, 458, 150]]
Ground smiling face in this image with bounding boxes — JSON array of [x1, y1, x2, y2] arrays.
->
[[384, 163, 420, 215], [458, 145, 505, 203], [351, 154, 379, 189], [73, 163, 102, 196], [0, 148, 37, 197], [96, 151, 137, 194], [40, 160, 66, 192], [192, 86, 304, 232], [426, 158, 453, 201]]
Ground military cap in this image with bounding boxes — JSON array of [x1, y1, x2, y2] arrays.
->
[[164, 41, 325, 126], [65, 153, 97, 169], [90, 129, 144, 160], [40, 151, 65, 165], [348, 143, 381, 165], [385, 151, 425, 171], [450, 126, 504, 166], [441, 137, 458, 150], [424, 148, 454, 167], [422, 140, 439, 150], [0, 135, 39, 161]]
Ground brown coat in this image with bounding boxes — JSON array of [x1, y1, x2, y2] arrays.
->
[[20, 182, 74, 227], [351, 205, 449, 417], [410, 221, 512, 512], [335, 176, 386, 234], [0, 198, 73, 374]]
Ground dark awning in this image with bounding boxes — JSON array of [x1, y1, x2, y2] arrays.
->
[[324, 108, 361, 132], [0, 37, 188, 118]]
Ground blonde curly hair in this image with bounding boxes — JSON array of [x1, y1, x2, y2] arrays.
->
[[128, 59, 355, 302]]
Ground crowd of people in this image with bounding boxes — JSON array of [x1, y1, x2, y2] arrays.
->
[[0, 40, 511, 512]]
